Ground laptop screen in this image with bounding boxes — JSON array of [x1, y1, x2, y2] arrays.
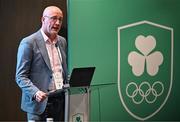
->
[[69, 67, 95, 87]]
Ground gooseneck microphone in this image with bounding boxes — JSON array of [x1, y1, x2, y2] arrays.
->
[[55, 42, 70, 89]]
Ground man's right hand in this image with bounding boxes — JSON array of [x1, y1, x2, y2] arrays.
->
[[34, 91, 47, 102]]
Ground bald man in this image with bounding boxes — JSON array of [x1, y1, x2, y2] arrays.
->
[[16, 6, 67, 121]]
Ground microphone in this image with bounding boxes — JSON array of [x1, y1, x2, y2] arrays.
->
[[55, 42, 58, 47], [55, 42, 69, 89], [55, 42, 62, 63]]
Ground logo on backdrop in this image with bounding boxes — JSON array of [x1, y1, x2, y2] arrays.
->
[[72, 113, 84, 122], [117, 20, 173, 120]]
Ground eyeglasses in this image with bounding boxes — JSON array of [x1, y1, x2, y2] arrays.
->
[[44, 16, 63, 22]]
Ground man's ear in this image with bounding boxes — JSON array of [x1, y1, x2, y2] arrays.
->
[[41, 16, 45, 23]]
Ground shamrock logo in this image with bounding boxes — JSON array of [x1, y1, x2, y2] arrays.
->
[[75, 116, 82, 122], [128, 35, 163, 76]]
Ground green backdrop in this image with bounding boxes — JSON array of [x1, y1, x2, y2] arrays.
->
[[68, 0, 180, 121]]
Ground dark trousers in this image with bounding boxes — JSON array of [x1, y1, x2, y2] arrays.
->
[[27, 93, 65, 122]]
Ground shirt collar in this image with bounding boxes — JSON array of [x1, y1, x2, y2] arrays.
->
[[40, 29, 57, 44], [40, 29, 49, 42]]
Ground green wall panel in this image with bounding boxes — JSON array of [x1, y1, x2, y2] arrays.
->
[[68, 0, 180, 121], [89, 86, 101, 121]]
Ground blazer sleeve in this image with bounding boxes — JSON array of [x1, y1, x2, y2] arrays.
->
[[16, 38, 39, 99]]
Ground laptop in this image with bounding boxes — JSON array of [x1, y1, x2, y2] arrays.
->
[[69, 67, 96, 87]]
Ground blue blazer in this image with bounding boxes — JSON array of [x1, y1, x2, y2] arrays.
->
[[16, 30, 68, 114]]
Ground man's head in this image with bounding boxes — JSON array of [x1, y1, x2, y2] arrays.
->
[[41, 6, 63, 40]]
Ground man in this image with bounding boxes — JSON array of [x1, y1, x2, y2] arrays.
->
[[16, 6, 67, 121]]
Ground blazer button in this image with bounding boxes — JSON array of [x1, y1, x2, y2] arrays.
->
[[50, 75, 52, 79]]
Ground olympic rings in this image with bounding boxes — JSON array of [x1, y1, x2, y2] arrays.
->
[[126, 81, 164, 104]]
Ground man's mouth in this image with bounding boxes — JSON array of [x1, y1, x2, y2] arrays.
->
[[52, 27, 59, 31]]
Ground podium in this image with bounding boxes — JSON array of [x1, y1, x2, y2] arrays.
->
[[64, 67, 95, 122]]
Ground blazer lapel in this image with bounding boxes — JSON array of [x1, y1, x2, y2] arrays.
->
[[35, 31, 52, 71]]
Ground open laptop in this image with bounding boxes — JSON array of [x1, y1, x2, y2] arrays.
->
[[69, 67, 95, 87], [47, 67, 95, 96]]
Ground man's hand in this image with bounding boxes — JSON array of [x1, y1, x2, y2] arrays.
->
[[34, 91, 47, 102]]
